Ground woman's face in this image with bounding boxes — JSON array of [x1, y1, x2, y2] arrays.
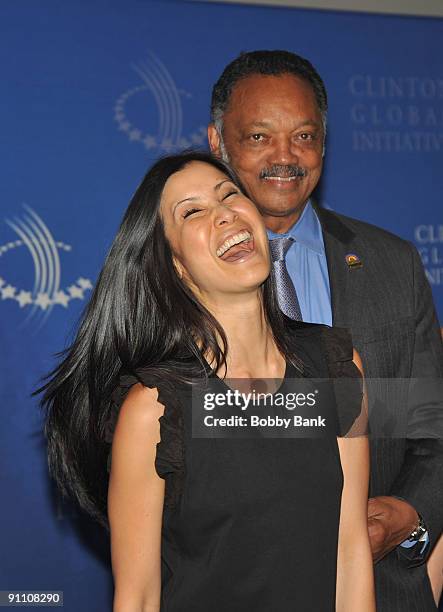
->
[[160, 161, 270, 303]]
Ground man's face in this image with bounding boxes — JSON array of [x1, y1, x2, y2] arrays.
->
[[208, 74, 325, 232]]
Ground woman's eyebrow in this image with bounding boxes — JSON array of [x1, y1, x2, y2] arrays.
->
[[172, 179, 233, 214], [214, 179, 232, 192], [173, 196, 199, 215]]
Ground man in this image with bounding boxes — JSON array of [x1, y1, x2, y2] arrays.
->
[[208, 50, 443, 611]]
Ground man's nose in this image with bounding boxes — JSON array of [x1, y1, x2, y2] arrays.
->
[[214, 203, 238, 226], [269, 136, 299, 165]]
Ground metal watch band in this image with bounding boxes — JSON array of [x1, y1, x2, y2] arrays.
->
[[407, 515, 427, 542]]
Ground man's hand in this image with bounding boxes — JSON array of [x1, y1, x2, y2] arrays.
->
[[367, 496, 419, 563]]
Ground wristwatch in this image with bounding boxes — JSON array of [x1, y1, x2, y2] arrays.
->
[[407, 515, 427, 543]]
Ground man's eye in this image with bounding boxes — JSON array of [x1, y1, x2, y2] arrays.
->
[[183, 207, 201, 219], [250, 133, 265, 142], [298, 132, 315, 141]]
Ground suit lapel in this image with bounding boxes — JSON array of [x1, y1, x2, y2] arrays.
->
[[315, 206, 360, 327]]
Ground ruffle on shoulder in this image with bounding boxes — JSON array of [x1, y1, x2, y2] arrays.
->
[[105, 368, 184, 509], [319, 327, 366, 437]]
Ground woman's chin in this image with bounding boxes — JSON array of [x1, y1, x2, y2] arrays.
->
[[215, 270, 270, 298]]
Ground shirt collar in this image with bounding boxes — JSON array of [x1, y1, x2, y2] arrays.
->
[[267, 200, 325, 255]]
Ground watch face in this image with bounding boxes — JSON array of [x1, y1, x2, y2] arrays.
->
[[408, 517, 427, 542]]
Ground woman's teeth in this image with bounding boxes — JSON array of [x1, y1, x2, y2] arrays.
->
[[216, 230, 252, 258]]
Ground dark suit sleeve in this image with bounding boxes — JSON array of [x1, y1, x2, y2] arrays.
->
[[389, 243, 443, 565]]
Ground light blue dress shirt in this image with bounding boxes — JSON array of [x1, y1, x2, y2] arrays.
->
[[267, 200, 332, 326]]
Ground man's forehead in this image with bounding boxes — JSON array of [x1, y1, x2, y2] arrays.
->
[[224, 75, 321, 124], [240, 118, 320, 128], [226, 74, 318, 110]]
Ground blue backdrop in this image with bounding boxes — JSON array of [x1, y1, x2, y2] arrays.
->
[[1, 1, 442, 609]]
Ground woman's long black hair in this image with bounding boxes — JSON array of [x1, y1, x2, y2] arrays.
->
[[39, 151, 301, 529]]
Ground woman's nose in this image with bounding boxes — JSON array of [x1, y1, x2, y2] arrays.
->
[[214, 204, 238, 227]]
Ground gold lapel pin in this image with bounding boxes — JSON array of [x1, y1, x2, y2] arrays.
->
[[345, 253, 363, 269]]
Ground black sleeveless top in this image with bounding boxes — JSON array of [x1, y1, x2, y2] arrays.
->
[[106, 324, 364, 611]]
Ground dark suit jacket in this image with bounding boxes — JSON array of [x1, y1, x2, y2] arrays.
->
[[316, 206, 443, 611]]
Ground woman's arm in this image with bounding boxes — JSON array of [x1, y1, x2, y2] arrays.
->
[[108, 384, 166, 612], [336, 350, 375, 612], [427, 533, 443, 606]]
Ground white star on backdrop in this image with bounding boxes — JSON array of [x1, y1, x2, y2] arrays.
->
[[35, 293, 51, 310], [53, 290, 69, 307], [16, 291, 33, 307], [143, 135, 157, 149], [77, 277, 93, 289], [1, 285, 16, 299], [68, 285, 84, 299], [129, 129, 142, 142]]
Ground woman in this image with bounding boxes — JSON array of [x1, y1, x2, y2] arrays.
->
[[428, 534, 443, 606], [41, 151, 374, 611]]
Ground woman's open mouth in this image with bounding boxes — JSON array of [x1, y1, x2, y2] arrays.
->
[[216, 230, 255, 263]]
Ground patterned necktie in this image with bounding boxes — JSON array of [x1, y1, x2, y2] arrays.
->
[[269, 237, 303, 321]]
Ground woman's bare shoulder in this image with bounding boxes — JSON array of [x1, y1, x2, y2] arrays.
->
[[115, 383, 165, 435]]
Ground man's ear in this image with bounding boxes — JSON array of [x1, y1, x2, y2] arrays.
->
[[207, 124, 221, 156]]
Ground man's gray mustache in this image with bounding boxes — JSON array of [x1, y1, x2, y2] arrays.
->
[[259, 165, 307, 179]]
